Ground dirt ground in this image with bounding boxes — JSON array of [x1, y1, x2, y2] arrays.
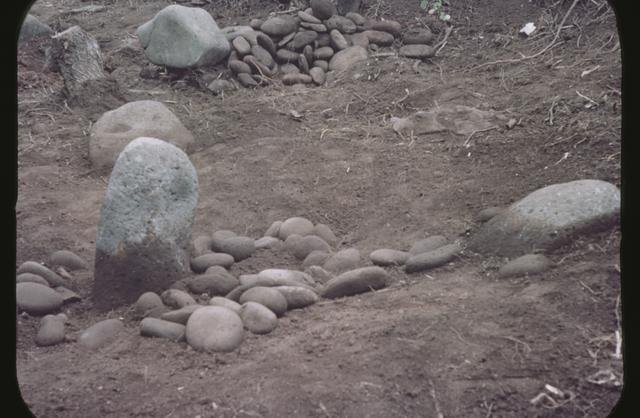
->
[[15, 0, 623, 416]]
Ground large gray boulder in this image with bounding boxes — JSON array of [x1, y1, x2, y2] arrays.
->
[[467, 180, 620, 256], [89, 100, 194, 171], [93, 137, 198, 310], [136, 5, 230, 68]]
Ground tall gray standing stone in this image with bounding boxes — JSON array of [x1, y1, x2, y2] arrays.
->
[[93, 137, 198, 310], [467, 180, 620, 257], [136, 5, 230, 68]]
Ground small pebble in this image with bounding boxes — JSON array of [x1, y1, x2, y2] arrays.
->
[[49, 250, 88, 271], [35, 314, 66, 346], [78, 319, 124, 350], [498, 254, 552, 278]]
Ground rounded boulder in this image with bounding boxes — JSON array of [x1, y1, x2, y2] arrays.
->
[[185, 306, 244, 352]]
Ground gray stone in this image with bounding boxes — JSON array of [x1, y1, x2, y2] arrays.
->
[[476, 207, 504, 223], [298, 55, 310, 74], [303, 250, 331, 268], [409, 235, 448, 255], [362, 30, 394, 46], [16, 273, 49, 287], [186, 306, 244, 352], [212, 236, 256, 261], [369, 249, 410, 266], [19, 14, 53, 43], [260, 16, 299, 37], [278, 32, 297, 48], [349, 32, 369, 48], [498, 254, 553, 278], [240, 301, 278, 334], [345, 12, 367, 26], [288, 30, 318, 51], [251, 44, 275, 69], [255, 236, 281, 250], [371, 20, 402, 36], [239, 286, 288, 317], [237, 72, 259, 87], [325, 16, 357, 34], [298, 11, 322, 24], [17, 261, 66, 287], [229, 60, 252, 75], [249, 19, 264, 30], [274, 286, 319, 309], [468, 180, 620, 256], [232, 36, 251, 55], [313, 60, 329, 71], [330, 29, 350, 50], [399, 44, 436, 59], [305, 265, 333, 284], [279, 217, 315, 239], [220, 26, 258, 45], [264, 220, 283, 237], [280, 63, 301, 75], [161, 304, 203, 324], [243, 55, 275, 77], [328, 46, 368, 72], [49, 250, 88, 271], [403, 27, 434, 45], [257, 269, 315, 286], [405, 243, 461, 273], [313, 46, 335, 60], [135, 292, 164, 317], [315, 33, 332, 47], [208, 296, 242, 314], [191, 253, 235, 273], [323, 248, 361, 274], [321, 267, 389, 299], [140, 317, 186, 341], [310, 0, 336, 20], [300, 22, 328, 32], [54, 286, 81, 304], [304, 45, 315, 66], [211, 229, 237, 242], [93, 138, 198, 310], [185, 271, 239, 296], [286, 234, 331, 259], [161, 289, 197, 309], [256, 32, 277, 56], [16, 283, 63, 315], [89, 101, 194, 171], [35, 314, 66, 347], [276, 49, 301, 64], [78, 319, 124, 350], [136, 5, 230, 68], [191, 234, 213, 257]]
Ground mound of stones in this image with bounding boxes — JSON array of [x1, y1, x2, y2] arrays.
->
[[134, 2, 436, 90]]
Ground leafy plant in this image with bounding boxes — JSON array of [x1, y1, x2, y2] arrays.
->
[[420, 0, 451, 22]]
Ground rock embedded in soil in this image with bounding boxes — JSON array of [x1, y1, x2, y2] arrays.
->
[[16, 283, 63, 315], [191, 253, 234, 273], [93, 138, 198, 310], [305, 265, 333, 284], [325, 16, 357, 34], [16, 273, 50, 287], [329, 46, 368, 72], [186, 270, 239, 296], [237, 72, 259, 87], [369, 249, 411, 266], [260, 16, 299, 37], [303, 250, 331, 268], [323, 248, 361, 274], [78, 319, 124, 350], [405, 243, 461, 273], [264, 221, 283, 238], [409, 235, 448, 256], [371, 20, 402, 37], [135, 292, 165, 317], [403, 27, 434, 45], [239, 286, 288, 317], [310, 0, 336, 20], [54, 286, 81, 304], [140, 317, 186, 341], [468, 180, 621, 257], [249, 19, 263, 30], [17, 261, 66, 287], [279, 217, 315, 239], [35, 314, 66, 347], [19, 14, 53, 43], [49, 250, 88, 271], [161, 289, 197, 309], [313, 223, 338, 245], [348, 32, 369, 48], [161, 304, 203, 324], [330, 29, 350, 50], [90, 100, 194, 171], [212, 236, 256, 261], [321, 266, 389, 299], [398, 44, 435, 59], [257, 269, 315, 286], [475, 207, 504, 223], [239, 301, 278, 334], [498, 254, 553, 278], [274, 286, 319, 309], [209, 296, 242, 314], [136, 5, 229, 68], [206, 78, 235, 95], [313, 60, 329, 71], [255, 236, 281, 250], [286, 234, 331, 260], [232, 36, 251, 55], [362, 30, 394, 46], [185, 306, 244, 352], [345, 12, 367, 26]]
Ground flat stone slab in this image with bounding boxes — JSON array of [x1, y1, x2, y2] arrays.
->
[[468, 180, 620, 256]]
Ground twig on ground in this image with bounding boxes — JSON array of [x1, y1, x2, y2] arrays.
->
[[463, 126, 498, 147], [613, 294, 622, 360], [548, 96, 560, 126], [576, 90, 598, 106], [428, 378, 444, 418], [471, 0, 580, 70], [435, 26, 454, 56]]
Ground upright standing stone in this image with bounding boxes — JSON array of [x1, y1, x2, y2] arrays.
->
[[93, 137, 198, 310]]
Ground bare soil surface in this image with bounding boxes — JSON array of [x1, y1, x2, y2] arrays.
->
[[15, 0, 622, 417]]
